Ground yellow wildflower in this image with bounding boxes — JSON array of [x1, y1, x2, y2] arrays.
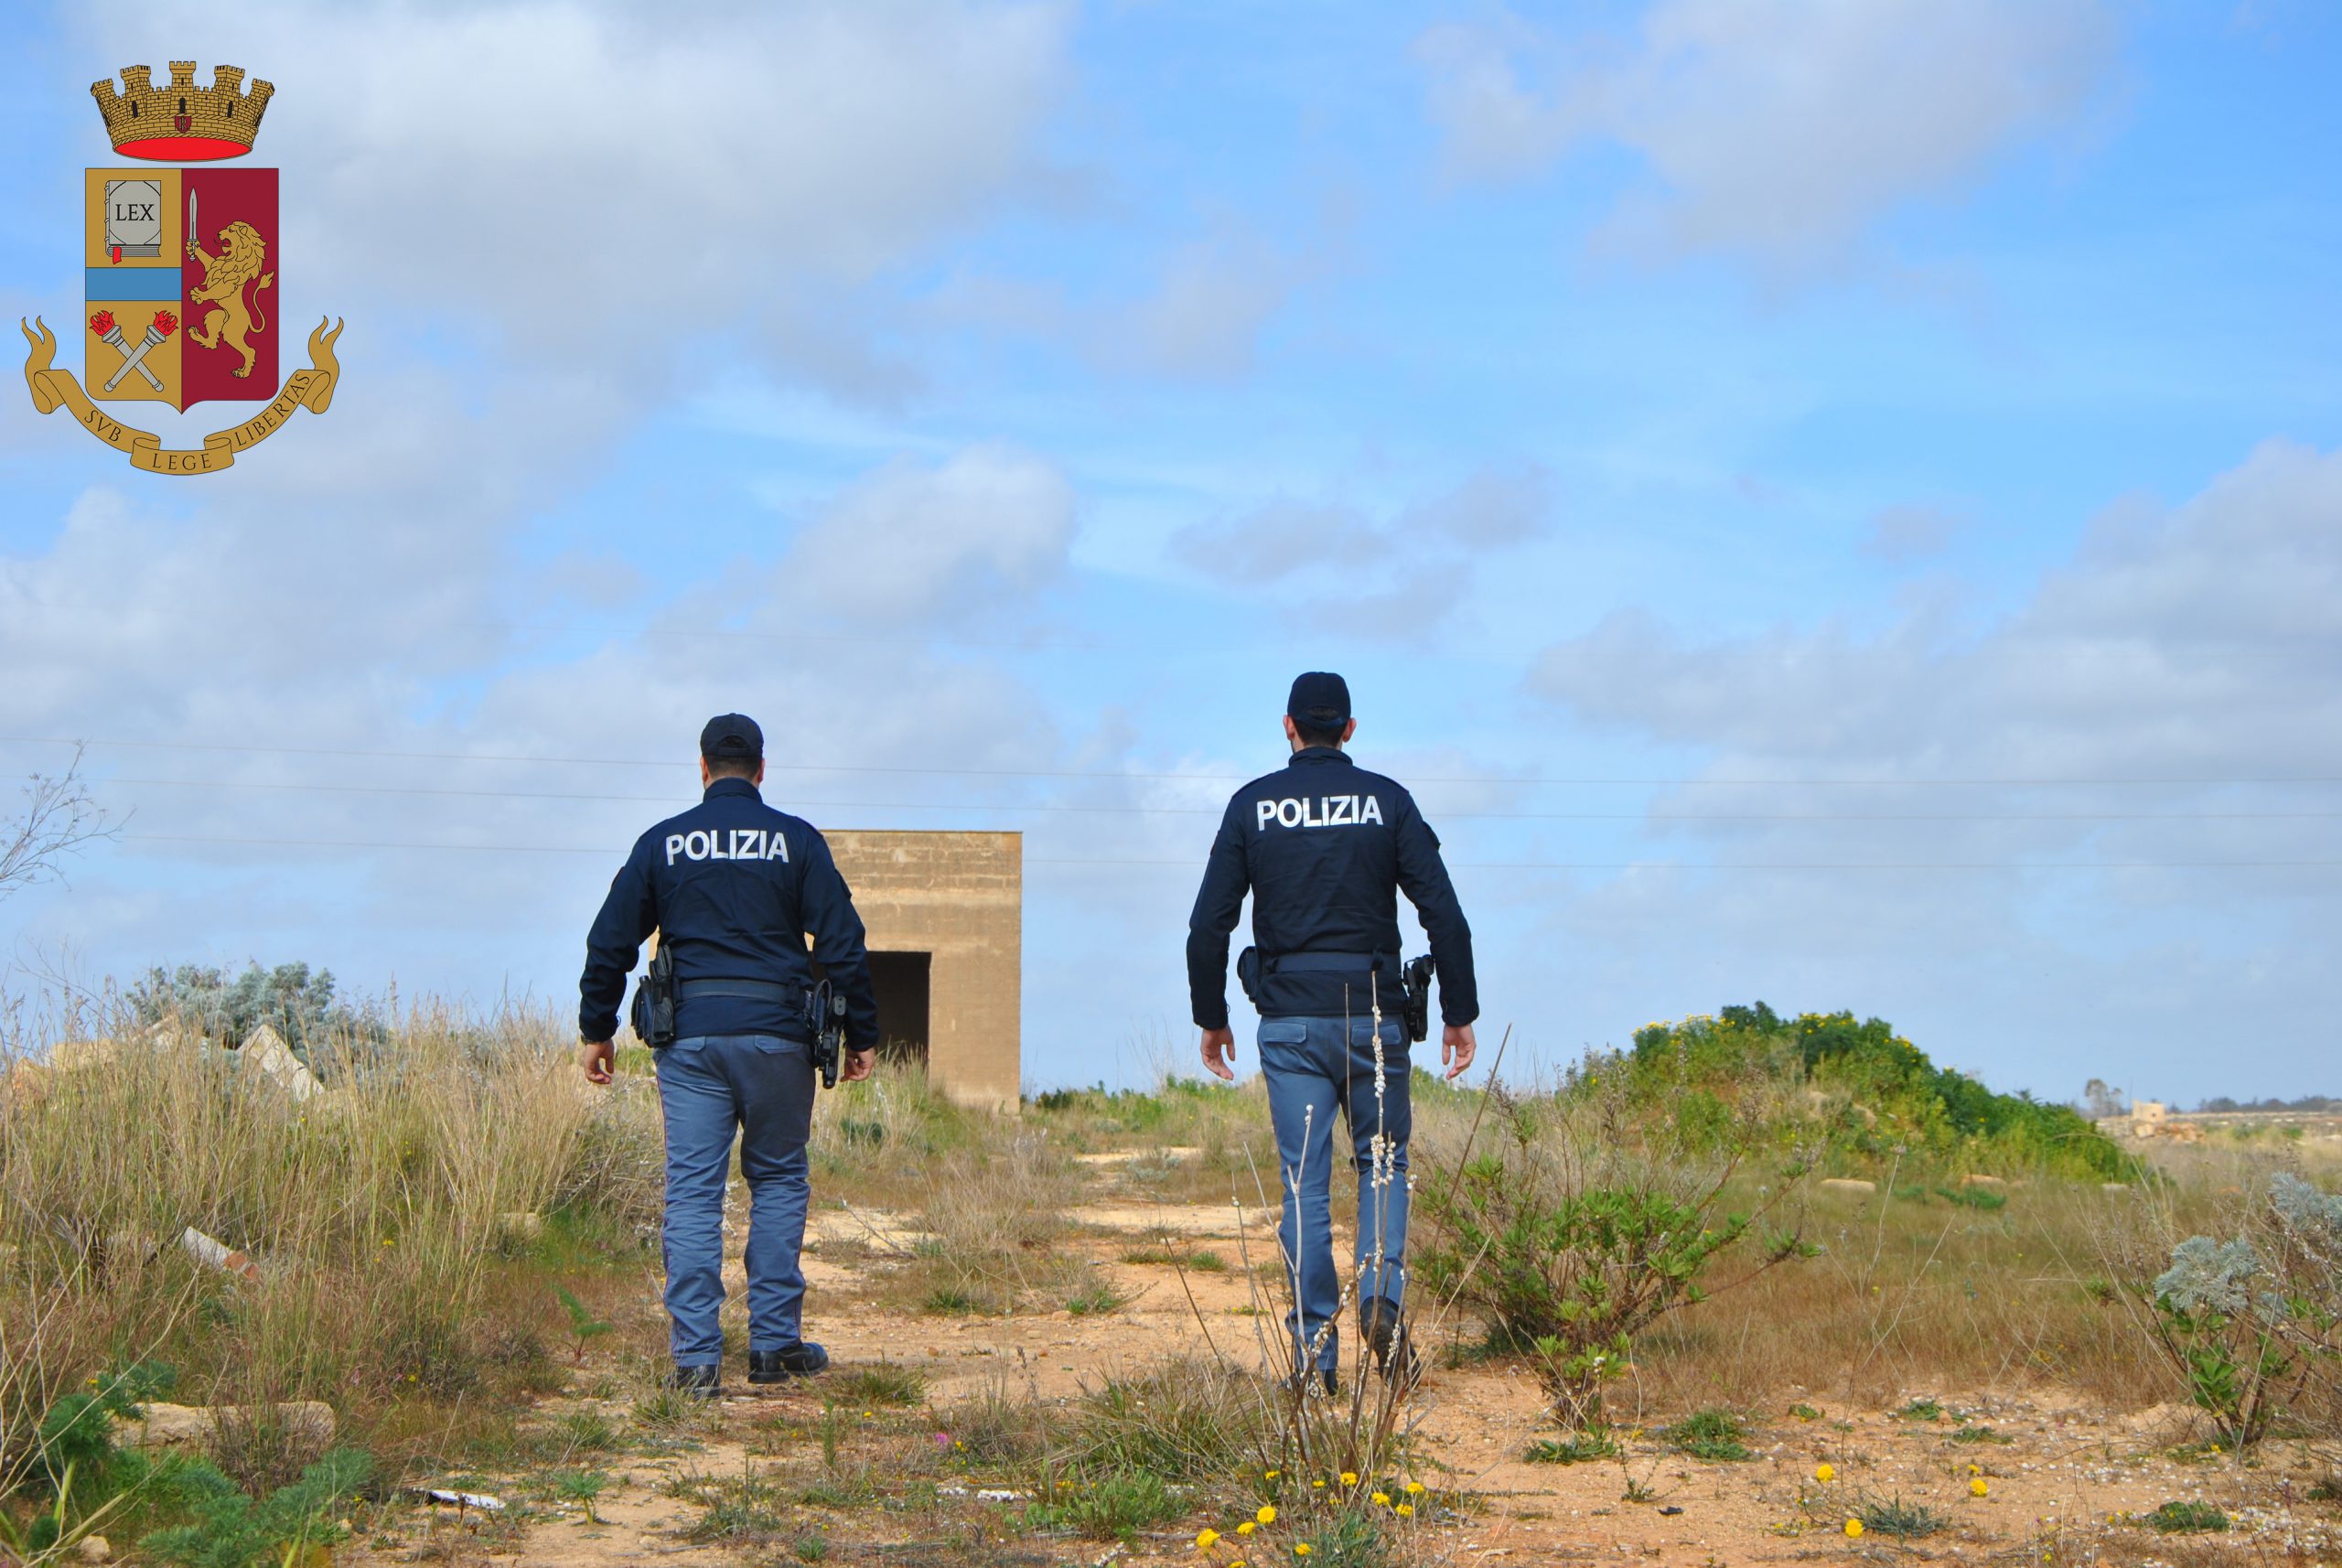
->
[[1294, 1548, 1311, 1559], [1816, 1463, 1834, 1482], [1845, 1520, 1864, 1539], [1312, 1479, 1325, 1490], [1395, 1502, 1414, 1518], [1371, 1491, 1390, 1505], [1238, 1521, 1256, 1536], [1404, 1480, 1424, 1496], [1264, 1469, 1280, 1480], [1340, 1472, 1358, 1487], [1257, 1505, 1277, 1525], [1971, 1478, 1989, 1497], [1197, 1529, 1220, 1550]]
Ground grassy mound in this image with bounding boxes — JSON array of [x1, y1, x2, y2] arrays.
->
[[1613, 1002, 2133, 1182]]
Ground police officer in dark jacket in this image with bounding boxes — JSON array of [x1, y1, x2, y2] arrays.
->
[[579, 714, 880, 1395], [1187, 673, 1477, 1391]]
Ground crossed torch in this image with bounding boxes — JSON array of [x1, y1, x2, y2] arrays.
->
[[91, 307, 179, 392]]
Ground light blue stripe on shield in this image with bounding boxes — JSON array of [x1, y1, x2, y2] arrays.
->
[[86, 267, 180, 302]]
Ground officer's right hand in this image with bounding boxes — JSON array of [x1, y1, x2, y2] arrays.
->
[[1199, 1026, 1237, 1082], [579, 1037, 614, 1085], [1442, 1023, 1477, 1081], [840, 1048, 876, 1083]]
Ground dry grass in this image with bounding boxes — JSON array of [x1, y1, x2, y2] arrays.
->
[[0, 997, 657, 1496], [9, 987, 2342, 1567]]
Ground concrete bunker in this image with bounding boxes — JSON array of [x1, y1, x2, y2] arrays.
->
[[825, 831, 1021, 1113]]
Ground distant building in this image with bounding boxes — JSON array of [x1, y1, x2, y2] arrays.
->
[[828, 831, 1022, 1113]]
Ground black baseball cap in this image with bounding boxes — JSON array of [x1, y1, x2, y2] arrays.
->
[[700, 713, 764, 763], [1286, 671, 1351, 728]]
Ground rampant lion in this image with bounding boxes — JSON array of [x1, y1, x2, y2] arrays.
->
[[186, 220, 274, 379]]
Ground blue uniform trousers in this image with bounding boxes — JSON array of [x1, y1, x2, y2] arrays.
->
[[1257, 1014, 1412, 1376], [652, 1032, 816, 1365]]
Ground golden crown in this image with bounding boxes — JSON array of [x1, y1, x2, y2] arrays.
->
[[91, 62, 274, 161]]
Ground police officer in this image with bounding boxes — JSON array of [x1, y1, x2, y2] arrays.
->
[[578, 714, 880, 1396], [1187, 673, 1477, 1391]]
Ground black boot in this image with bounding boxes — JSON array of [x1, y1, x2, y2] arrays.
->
[[665, 1363, 721, 1400], [1359, 1299, 1420, 1386], [748, 1341, 830, 1383]]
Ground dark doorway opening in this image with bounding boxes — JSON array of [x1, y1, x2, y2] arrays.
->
[[867, 950, 931, 1066]]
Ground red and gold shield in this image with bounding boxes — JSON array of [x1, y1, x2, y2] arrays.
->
[[84, 166, 279, 411]]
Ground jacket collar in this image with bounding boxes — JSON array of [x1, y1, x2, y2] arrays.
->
[[1286, 746, 1354, 768], [704, 777, 763, 802]]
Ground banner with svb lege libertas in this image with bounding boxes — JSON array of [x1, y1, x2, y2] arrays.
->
[[21, 60, 344, 476]]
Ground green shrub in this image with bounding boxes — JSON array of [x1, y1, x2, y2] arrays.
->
[[2143, 1173, 2342, 1452], [126, 961, 384, 1068], [831, 1361, 927, 1408], [1523, 1431, 1618, 1464], [1301, 1505, 1397, 1568], [1857, 1494, 1947, 1539], [2146, 1500, 2229, 1533], [1042, 1471, 1182, 1541], [1660, 1408, 1750, 1461], [140, 1447, 375, 1568], [1623, 1004, 2134, 1181], [1066, 1278, 1132, 1317], [1415, 1083, 1815, 1426]]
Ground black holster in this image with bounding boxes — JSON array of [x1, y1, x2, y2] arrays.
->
[[805, 979, 848, 1090], [1235, 946, 1262, 1005], [1402, 954, 1434, 1044], [629, 940, 677, 1049]]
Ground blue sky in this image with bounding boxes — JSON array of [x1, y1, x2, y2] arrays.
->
[[2, 0, 2337, 1103]]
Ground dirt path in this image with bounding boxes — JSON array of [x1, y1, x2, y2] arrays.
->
[[362, 1199, 2341, 1567]]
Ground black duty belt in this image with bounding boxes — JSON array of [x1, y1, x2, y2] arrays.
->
[[676, 978, 800, 1002], [1271, 951, 1389, 973]]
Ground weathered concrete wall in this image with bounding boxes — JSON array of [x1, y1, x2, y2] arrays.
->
[[828, 831, 1022, 1113]]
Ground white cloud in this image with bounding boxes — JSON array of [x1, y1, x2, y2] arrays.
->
[[1531, 440, 2342, 782], [1167, 466, 1554, 639], [929, 222, 1326, 382], [1171, 499, 1388, 581], [1416, 0, 2117, 275], [1107, 234, 1306, 381], [784, 444, 1077, 625], [1861, 503, 1960, 564], [1403, 462, 1552, 548]]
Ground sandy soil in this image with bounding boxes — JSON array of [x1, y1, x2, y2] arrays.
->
[[358, 1195, 2342, 1568]]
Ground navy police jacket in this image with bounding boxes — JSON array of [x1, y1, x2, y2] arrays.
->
[[578, 778, 879, 1048], [1187, 746, 1477, 1030]]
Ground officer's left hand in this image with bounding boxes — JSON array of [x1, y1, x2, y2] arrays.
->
[[840, 1048, 876, 1083], [1442, 1023, 1477, 1081], [1199, 1026, 1236, 1081], [579, 1036, 615, 1085]]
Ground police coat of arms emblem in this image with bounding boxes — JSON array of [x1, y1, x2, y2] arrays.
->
[[19, 62, 344, 475]]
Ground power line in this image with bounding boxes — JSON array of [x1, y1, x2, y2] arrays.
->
[[9, 735, 2342, 789], [77, 776, 2342, 824], [113, 832, 2342, 872]]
